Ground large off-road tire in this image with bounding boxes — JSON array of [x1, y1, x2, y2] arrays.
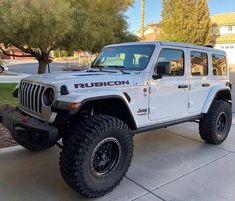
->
[[12, 130, 54, 151], [0, 66, 4, 73], [199, 100, 232, 144], [59, 115, 133, 198]]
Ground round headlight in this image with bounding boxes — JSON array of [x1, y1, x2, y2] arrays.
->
[[43, 88, 55, 106]]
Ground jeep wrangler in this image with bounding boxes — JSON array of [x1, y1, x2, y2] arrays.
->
[[0, 42, 232, 198]]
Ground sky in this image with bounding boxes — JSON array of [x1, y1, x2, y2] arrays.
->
[[126, 0, 235, 33]]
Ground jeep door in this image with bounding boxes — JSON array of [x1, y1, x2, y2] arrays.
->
[[149, 48, 189, 122], [188, 50, 211, 114]]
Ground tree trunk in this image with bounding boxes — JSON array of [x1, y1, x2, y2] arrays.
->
[[38, 60, 49, 74]]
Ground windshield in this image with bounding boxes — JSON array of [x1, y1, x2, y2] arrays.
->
[[91, 44, 155, 71]]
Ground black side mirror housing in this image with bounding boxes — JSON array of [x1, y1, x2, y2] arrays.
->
[[152, 64, 163, 80], [152, 74, 162, 80]]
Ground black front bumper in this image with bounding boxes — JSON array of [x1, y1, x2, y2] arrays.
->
[[0, 108, 58, 145]]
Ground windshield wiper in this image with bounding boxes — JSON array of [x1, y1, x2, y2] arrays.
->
[[91, 65, 105, 72], [107, 65, 130, 74]]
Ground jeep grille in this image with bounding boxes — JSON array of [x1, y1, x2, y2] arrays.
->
[[19, 81, 45, 115]]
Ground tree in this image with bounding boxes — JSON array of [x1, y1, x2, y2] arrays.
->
[[0, 0, 74, 74], [66, 0, 137, 53], [140, 0, 145, 40], [0, 0, 137, 74], [210, 22, 220, 46], [160, 0, 211, 45]]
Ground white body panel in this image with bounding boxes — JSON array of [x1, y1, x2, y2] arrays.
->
[[148, 77, 189, 122]]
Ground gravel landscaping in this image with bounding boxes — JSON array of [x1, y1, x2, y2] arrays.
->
[[0, 124, 17, 148], [0, 105, 17, 148]]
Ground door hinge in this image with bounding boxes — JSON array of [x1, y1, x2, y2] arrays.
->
[[188, 84, 192, 90], [187, 102, 190, 108], [149, 87, 152, 94]]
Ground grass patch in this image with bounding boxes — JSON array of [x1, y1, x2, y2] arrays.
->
[[0, 83, 18, 107]]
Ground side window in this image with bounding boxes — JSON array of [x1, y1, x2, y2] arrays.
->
[[212, 54, 227, 76], [156, 49, 184, 76], [191, 51, 208, 76]]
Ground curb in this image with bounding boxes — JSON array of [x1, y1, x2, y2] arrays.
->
[[0, 145, 21, 153]]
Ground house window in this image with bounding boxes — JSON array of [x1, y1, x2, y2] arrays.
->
[[228, 26, 233, 31], [191, 51, 208, 76], [230, 46, 234, 49]]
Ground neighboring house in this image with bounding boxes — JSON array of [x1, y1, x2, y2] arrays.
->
[[212, 12, 235, 65], [0, 45, 32, 60], [138, 23, 161, 41]]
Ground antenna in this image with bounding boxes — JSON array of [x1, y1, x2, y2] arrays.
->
[[48, 63, 51, 73]]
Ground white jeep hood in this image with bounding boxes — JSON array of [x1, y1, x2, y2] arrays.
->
[[22, 70, 143, 92]]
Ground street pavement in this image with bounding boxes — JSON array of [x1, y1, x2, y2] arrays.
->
[[0, 114, 234, 201], [6, 62, 65, 75]]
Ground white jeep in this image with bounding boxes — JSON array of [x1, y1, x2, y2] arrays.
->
[[1, 41, 232, 198]]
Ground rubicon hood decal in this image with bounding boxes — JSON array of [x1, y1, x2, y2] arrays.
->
[[74, 80, 130, 88]]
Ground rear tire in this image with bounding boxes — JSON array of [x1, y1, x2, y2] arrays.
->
[[199, 100, 232, 144], [59, 115, 133, 198]]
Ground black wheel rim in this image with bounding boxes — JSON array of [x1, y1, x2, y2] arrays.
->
[[90, 137, 121, 177], [216, 112, 227, 135]]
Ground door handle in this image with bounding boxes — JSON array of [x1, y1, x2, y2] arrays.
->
[[178, 84, 188, 89], [202, 83, 210, 87]]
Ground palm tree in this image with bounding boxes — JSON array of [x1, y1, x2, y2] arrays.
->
[[140, 0, 145, 40]]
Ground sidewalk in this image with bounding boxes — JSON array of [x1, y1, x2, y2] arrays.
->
[[3, 59, 80, 66], [3, 59, 38, 66], [0, 114, 234, 201], [0, 71, 29, 83]]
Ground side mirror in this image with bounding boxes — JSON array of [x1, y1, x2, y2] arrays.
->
[[152, 74, 162, 80], [152, 64, 163, 80]]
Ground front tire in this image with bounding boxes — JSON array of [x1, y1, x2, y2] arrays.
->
[[199, 100, 232, 144], [60, 115, 133, 198]]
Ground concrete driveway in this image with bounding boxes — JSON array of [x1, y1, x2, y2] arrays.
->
[[0, 114, 234, 201]]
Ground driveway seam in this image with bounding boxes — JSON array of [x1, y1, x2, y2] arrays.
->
[[125, 177, 166, 201], [151, 152, 230, 192], [164, 129, 233, 153], [163, 128, 205, 143]]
